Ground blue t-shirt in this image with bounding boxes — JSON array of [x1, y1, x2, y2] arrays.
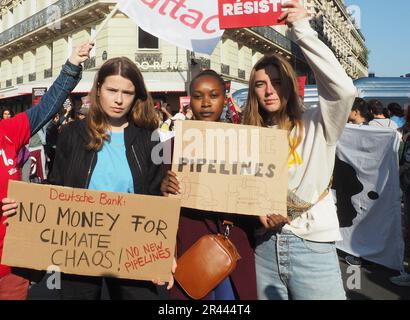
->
[[390, 116, 405, 128], [89, 131, 134, 193]]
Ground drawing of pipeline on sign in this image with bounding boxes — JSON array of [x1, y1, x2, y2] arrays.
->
[[226, 178, 277, 213], [179, 176, 219, 210]]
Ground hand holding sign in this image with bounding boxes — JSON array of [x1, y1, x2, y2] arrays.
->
[[1, 198, 17, 225], [278, 0, 309, 27], [152, 257, 177, 290], [161, 171, 181, 196], [259, 214, 290, 231]]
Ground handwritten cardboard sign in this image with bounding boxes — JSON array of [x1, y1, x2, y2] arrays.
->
[[3, 181, 181, 282], [218, 0, 287, 29], [171, 121, 288, 216]]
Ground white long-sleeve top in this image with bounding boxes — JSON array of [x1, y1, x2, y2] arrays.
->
[[274, 19, 357, 242]]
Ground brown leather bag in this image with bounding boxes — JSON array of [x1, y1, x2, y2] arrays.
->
[[174, 230, 241, 300]]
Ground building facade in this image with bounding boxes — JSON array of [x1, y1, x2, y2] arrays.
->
[[0, 0, 366, 113], [308, 0, 368, 79]]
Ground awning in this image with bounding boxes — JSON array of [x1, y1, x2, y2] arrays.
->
[[0, 71, 95, 100], [143, 71, 187, 92], [0, 70, 187, 100]]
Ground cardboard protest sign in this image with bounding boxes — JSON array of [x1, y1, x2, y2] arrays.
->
[[3, 181, 181, 282], [297, 75, 307, 98], [171, 121, 288, 216], [218, 0, 287, 29]]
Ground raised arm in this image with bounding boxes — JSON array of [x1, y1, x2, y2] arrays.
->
[[26, 42, 94, 136], [282, 0, 357, 144]]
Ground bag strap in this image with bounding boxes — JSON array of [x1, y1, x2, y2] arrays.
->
[[202, 217, 234, 238], [287, 177, 333, 221], [222, 220, 233, 238], [316, 178, 333, 203]]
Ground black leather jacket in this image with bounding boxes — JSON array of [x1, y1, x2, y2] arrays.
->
[[48, 119, 165, 196]]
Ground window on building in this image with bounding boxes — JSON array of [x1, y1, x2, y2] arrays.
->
[[16, 55, 23, 84], [28, 50, 36, 81], [138, 27, 159, 49], [43, 43, 53, 78]]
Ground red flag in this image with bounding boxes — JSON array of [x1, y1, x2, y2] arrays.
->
[[226, 96, 241, 124], [297, 76, 307, 98], [218, 0, 286, 29], [28, 147, 46, 182]]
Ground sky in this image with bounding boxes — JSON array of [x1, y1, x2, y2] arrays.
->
[[344, 0, 410, 77]]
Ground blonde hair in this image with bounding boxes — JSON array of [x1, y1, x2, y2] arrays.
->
[[243, 54, 304, 156], [86, 57, 158, 151]]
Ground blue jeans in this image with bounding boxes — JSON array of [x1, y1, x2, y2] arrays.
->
[[255, 229, 346, 300]]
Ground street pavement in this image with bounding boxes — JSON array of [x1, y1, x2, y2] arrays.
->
[[27, 252, 410, 300], [338, 251, 410, 300]]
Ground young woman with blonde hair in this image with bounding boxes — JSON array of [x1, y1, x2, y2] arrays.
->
[[243, 0, 357, 300]]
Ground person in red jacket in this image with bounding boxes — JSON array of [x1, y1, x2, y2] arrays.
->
[[0, 42, 93, 300]]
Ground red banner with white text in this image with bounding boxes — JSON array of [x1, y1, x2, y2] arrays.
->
[[218, 0, 287, 29]]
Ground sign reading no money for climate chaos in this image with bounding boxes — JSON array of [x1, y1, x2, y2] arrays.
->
[[3, 181, 181, 282]]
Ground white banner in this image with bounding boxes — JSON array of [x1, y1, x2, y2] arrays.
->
[[333, 124, 404, 271], [118, 0, 224, 55]]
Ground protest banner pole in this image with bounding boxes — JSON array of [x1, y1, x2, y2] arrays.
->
[[91, 2, 121, 42], [186, 50, 191, 95]]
